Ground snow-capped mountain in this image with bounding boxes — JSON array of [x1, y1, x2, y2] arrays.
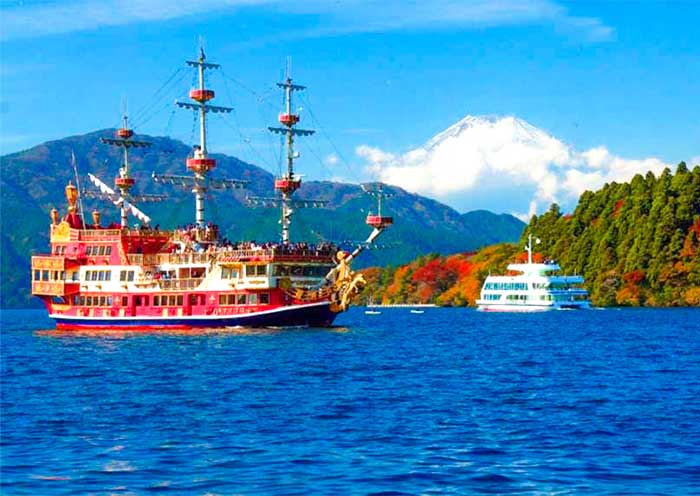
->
[[357, 114, 669, 217]]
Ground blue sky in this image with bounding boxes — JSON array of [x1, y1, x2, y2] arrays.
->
[[1, 0, 698, 215]]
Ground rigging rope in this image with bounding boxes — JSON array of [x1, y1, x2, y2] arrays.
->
[[130, 67, 186, 128], [298, 92, 362, 184]]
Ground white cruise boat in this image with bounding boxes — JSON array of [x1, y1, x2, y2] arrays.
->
[[476, 235, 591, 312]]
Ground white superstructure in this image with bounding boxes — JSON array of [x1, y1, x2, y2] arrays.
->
[[476, 235, 591, 312]]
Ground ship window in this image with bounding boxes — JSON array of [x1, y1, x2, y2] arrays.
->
[[177, 295, 183, 306], [98, 296, 105, 306], [260, 293, 269, 304], [122, 296, 128, 306], [274, 265, 290, 276], [154, 295, 161, 306], [248, 294, 258, 305], [219, 294, 226, 305], [106, 246, 112, 255], [120, 270, 126, 281], [227, 294, 236, 305], [105, 271, 111, 281], [222, 267, 240, 279], [107, 296, 113, 306], [98, 246, 105, 256], [127, 271, 135, 282], [237, 294, 247, 305], [169, 295, 176, 306], [98, 271, 105, 281], [86, 246, 91, 256], [79, 296, 85, 306], [34, 270, 40, 281], [86, 296, 93, 306], [42, 270, 49, 281]]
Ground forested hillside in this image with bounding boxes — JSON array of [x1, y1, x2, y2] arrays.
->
[[360, 163, 700, 307], [522, 163, 700, 306]]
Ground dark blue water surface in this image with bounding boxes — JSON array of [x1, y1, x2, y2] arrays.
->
[[2, 308, 700, 495]]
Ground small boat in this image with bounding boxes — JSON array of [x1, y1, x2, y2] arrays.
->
[[410, 309, 424, 314], [365, 310, 382, 315], [476, 235, 591, 312]]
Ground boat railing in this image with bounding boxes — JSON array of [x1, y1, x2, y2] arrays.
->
[[126, 246, 337, 267]]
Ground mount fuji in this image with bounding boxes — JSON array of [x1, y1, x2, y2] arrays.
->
[[357, 115, 671, 218]]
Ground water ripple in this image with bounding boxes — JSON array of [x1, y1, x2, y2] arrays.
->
[[1, 307, 699, 494]]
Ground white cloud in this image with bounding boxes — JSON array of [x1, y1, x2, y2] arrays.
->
[[357, 115, 676, 217], [324, 153, 339, 166], [0, 0, 613, 42]]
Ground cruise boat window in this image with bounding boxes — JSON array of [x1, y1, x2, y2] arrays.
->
[[34, 270, 40, 281], [42, 270, 49, 281], [105, 246, 112, 255], [237, 294, 247, 305], [260, 293, 269, 304], [248, 294, 258, 305], [127, 271, 135, 282], [168, 296, 176, 306]]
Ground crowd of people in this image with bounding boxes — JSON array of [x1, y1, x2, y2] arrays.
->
[[166, 222, 337, 258]]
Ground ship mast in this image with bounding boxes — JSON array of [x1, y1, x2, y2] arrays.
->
[[152, 47, 247, 232], [247, 63, 326, 244], [99, 115, 152, 227], [271, 66, 316, 244]]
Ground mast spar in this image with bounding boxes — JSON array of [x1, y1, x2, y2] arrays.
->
[[89, 115, 163, 227], [247, 63, 326, 244], [152, 47, 247, 232]]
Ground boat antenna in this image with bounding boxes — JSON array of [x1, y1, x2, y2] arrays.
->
[[71, 150, 86, 230], [526, 234, 541, 264]]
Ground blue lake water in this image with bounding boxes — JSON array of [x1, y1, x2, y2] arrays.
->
[[1, 307, 699, 495]]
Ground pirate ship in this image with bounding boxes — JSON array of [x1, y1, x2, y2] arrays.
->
[[30, 49, 392, 330]]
